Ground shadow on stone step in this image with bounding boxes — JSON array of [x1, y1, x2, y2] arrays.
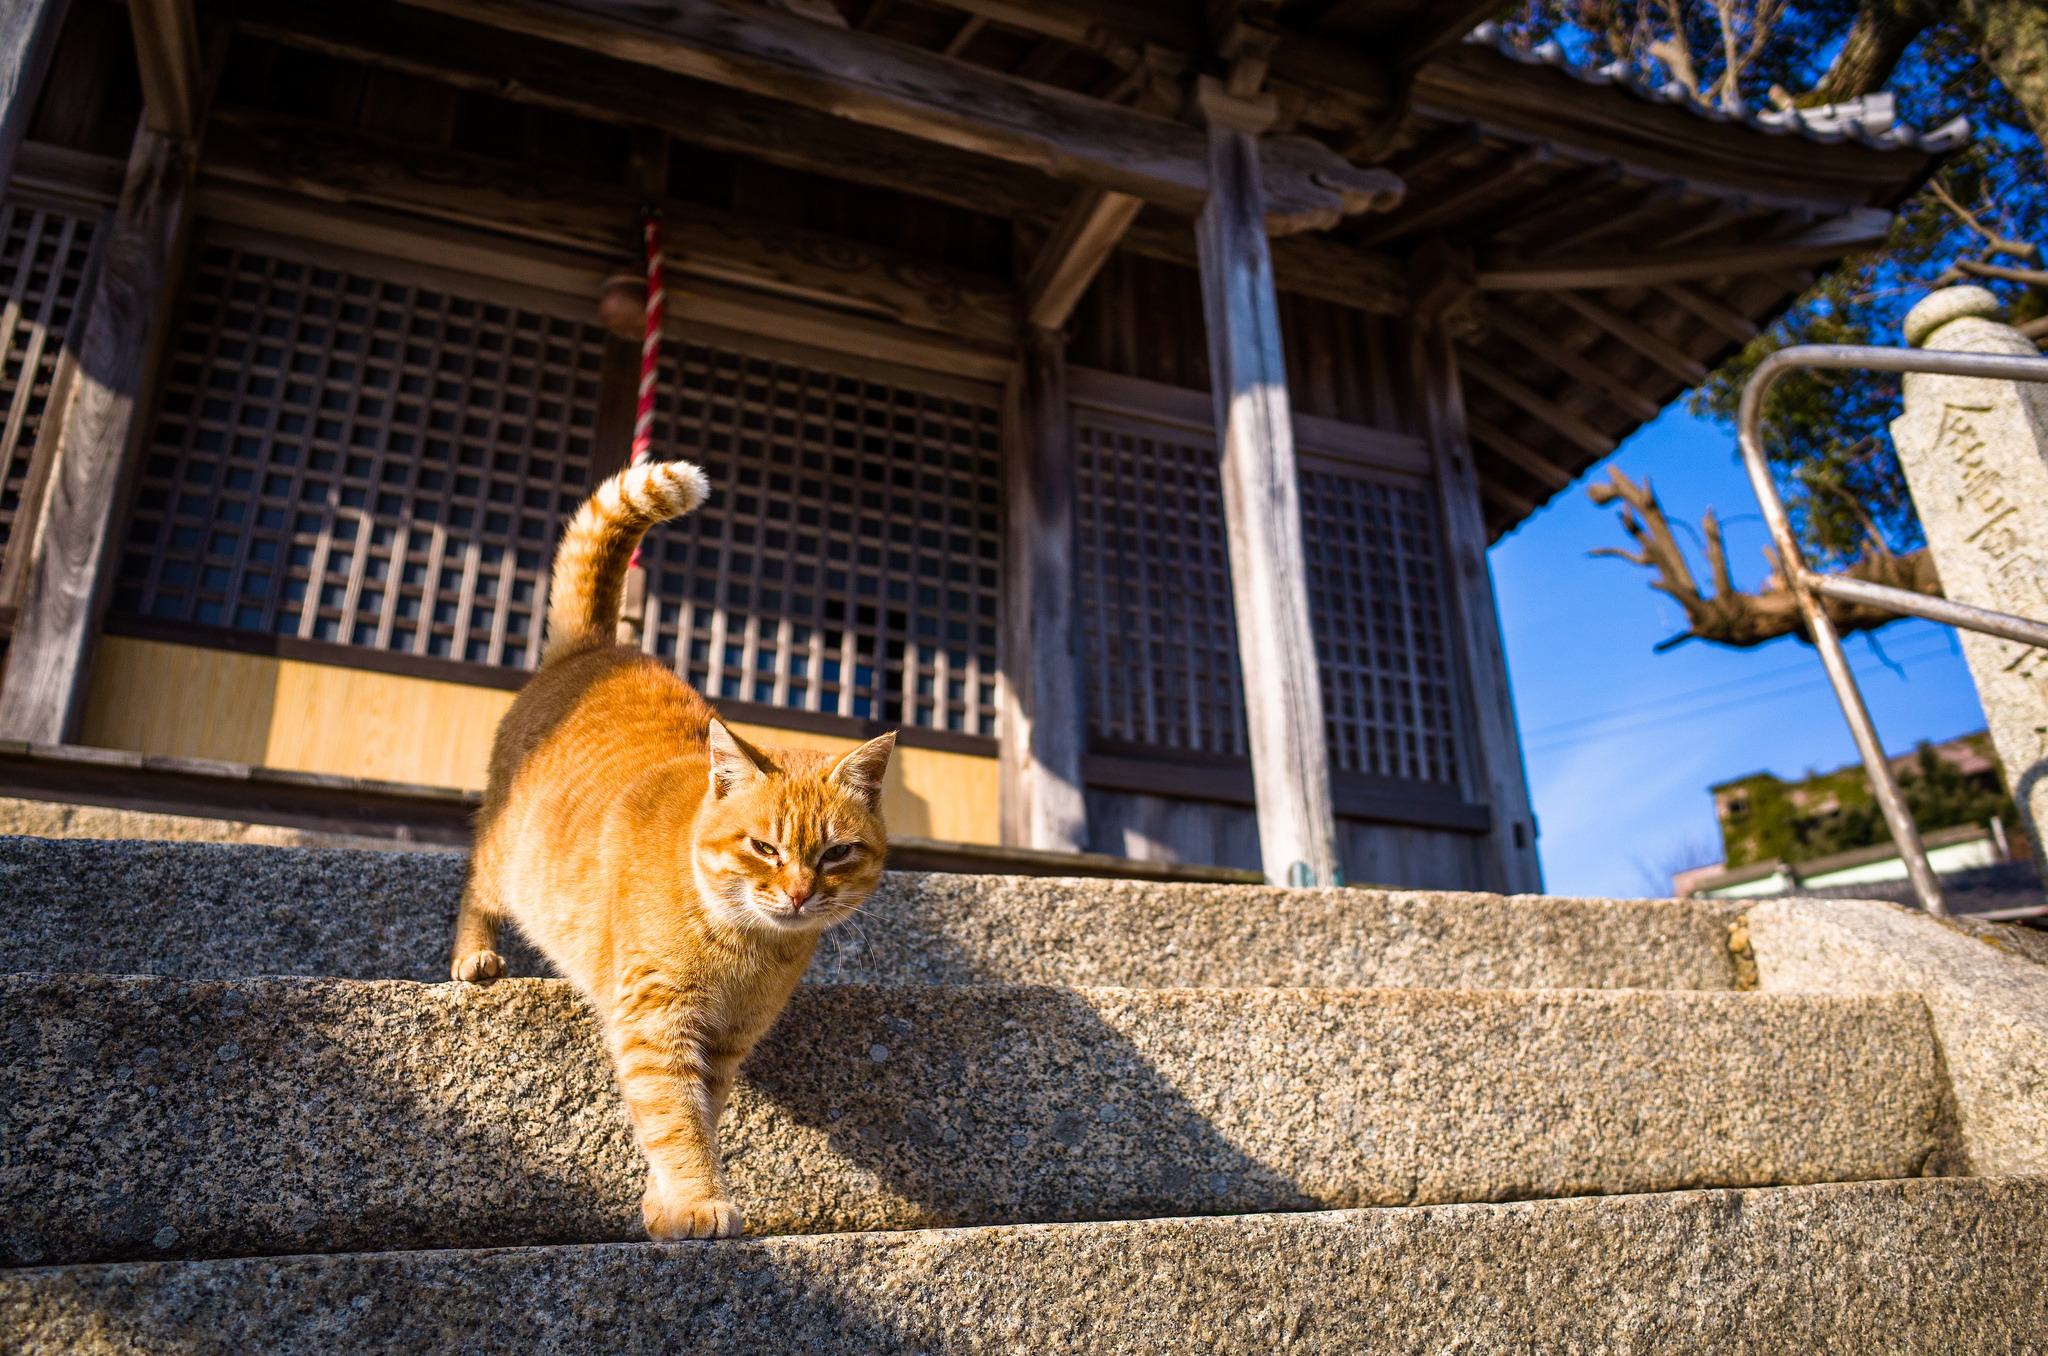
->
[[0, 975, 1315, 1278]]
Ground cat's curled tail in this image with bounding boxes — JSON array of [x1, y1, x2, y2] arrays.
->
[[543, 459, 710, 665]]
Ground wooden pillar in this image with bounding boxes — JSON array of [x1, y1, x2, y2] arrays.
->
[[1191, 76, 1340, 888], [0, 120, 197, 742], [1412, 322, 1544, 893], [0, 0, 73, 196], [999, 323, 1087, 851]]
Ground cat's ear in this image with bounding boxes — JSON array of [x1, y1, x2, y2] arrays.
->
[[827, 731, 896, 813], [706, 719, 770, 799]]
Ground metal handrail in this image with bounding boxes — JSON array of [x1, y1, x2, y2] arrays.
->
[[1737, 343, 2048, 917]]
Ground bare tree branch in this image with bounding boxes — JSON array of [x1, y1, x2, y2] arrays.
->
[[1801, 0, 1942, 107], [1929, 178, 2042, 262], [1588, 467, 1944, 649]]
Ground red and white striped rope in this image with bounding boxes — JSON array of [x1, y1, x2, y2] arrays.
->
[[631, 208, 665, 467], [628, 208, 664, 570]]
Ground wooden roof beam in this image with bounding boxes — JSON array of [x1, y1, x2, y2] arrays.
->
[[131, 0, 204, 138], [1382, 121, 1483, 177], [199, 106, 1018, 350], [1528, 178, 1685, 259], [1656, 282, 1759, 345], [1481, 307, 1663, 421], [1024, 186, 1144, 329], [391, 0, 1400, 233], [238, 1, 1413, 312], [1455, 350, 1617, 457], [1391, 0, 1512, 70], [1651, 194, 1754, 250], [1475, 207, 1892, 289], [1477, 472, 1537, 517], [1546, 291, 1709, 386], [1468, 416, 1572, 491], [1356, 143, 1550, 247], [1472, 159, 1622, 245]]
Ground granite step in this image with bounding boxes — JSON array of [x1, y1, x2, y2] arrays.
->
[[1, 973, 1947, 1268], [0, 835, 1748, 989], [5, 1177, 2042, 1353]]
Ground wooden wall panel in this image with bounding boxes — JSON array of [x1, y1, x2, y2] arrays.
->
[[81, 636, 1000, 841], [1085, 784, 1488, 888], [1066, 248, 1414, 430], [79, 635, 279, 766]]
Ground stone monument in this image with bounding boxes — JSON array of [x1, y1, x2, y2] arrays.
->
[[1893, 285, 2048, 873]]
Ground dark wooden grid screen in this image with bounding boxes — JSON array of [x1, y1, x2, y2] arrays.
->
[[1076, 407, 1459, 786], [1299, 465, 1459, 783], [115, 239, 607, 666], [631, 340, 1003, 733], [116, 235, 1003, 731], [0, 199, 98, 570], [1076, 413, 1246, 755]]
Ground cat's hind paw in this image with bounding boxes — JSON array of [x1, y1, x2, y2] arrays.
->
[[451, 950, 506, 985], [644, 1191, 744, 1240]]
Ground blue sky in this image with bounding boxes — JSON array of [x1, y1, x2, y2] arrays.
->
[[1489, 404, 1987, 898]]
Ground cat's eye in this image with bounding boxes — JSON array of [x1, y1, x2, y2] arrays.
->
[[820, 843, 854, 865], [749, 838, 780, 859]]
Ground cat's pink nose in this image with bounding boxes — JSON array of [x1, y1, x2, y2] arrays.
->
[[786, 890, 811, 912]]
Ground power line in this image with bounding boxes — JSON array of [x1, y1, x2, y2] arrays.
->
[[1518, 631, 1957, 742], [1523, 641, 1960, 755]]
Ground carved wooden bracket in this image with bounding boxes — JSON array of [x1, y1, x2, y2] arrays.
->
[[1409, 235, 1486, 342]]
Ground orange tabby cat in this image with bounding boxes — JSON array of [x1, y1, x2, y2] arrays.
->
[[450, 458, 895, 1240]]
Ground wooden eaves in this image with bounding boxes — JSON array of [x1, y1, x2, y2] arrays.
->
[[232, 0, 1952, 539]]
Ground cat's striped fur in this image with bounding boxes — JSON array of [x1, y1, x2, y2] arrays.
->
[[451, 459, 895, 1240]]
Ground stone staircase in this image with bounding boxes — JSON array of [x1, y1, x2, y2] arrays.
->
[[3, 836, 2046, 1351]]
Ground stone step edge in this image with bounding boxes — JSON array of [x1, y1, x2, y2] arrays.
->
[[0, 835, 1753, 990], [4, 974, 1946, 1269], [3, 1178, 2040, 1354]]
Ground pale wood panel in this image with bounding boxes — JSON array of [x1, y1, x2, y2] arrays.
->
[[727, 719, 999, 846], [80, 635, 278, 765], [264, 661, 512, 790], [85, 638, 999, 838]]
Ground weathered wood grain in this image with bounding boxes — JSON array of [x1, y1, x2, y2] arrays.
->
[[1482, 305, 1663, 421], [1024, 187, 1144, 331], [1477, 208, 1892, 289], [0, 124, 197, 743], [1454, 349, 1617, 457], [1192, 79, 1340, 889], [998, 325, 1087, 852], [232, 0, 1412, 313], [1546, 290, 1709, 386], [1412, 329, 1543, 893], [1655, 281, 1759, 344], [1466, 416, 1572, 492], [200, 107, 1016, 350], [388, 0, 1399, 232], [0, 0, 72, 197], [129, 0, 203, 138]]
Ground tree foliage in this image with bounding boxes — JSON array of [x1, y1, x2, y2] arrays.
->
[[1501, 1, 2048, 587]]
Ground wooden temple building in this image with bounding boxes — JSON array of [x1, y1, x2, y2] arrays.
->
[[0, 0, 1960, 886]]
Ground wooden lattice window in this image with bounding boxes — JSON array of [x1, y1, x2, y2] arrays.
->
[[1076, 414, 1245, 755], [0, 199, 97, 567], [1300, 466, 1459, 783], [632, 340, 1003, 734], [1076, 408, 1458, 784], [116, 237, 606, 667]]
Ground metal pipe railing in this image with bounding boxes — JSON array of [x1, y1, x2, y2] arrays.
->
[[1736, 343, 2048, 917]]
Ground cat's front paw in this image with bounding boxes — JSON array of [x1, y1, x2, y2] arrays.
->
[[644, 1188, 744, 1240], [451, 950, 505, 985]]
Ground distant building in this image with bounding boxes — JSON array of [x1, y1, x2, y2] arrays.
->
[[1673, 732, 2019, 899]]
